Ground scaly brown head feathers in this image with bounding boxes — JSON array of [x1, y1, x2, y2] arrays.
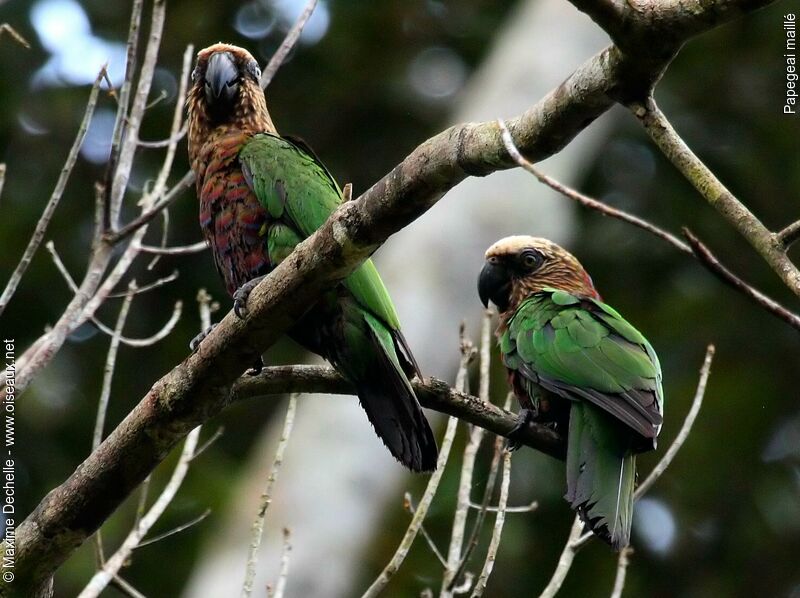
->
[[478, 236, 600, 316], [187, 43, 276, 167]]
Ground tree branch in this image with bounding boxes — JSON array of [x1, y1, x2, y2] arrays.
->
[[631, 98, 800, 299]]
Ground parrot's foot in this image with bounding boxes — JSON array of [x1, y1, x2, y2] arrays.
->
[[246, 354, 265, 376], [507, 408, 535, 451], [233, 275, 267, 318], [189, 323, 218, 352]]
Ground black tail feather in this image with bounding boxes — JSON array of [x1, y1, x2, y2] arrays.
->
[[357, 326, 438, 472]]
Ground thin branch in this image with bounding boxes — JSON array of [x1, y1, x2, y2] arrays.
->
[[442, 310, 494, 596], [45, 243, 183, 347], [0, 67, 106, 317], [242, 394, 298, 598], [0, 23, 31, 48], [538, 516, 585, 598], [269, 528, 292, 598], [500, 118, 800, 333], [233, 367, 565, 459], [77, 426, 201, 598], [136, 509, 211, 549], [261, 0, 319, 89], [137, 241, 207, 256], [470, 448, 512, 598], [634, 344, 714, 500], [106, 271, 179, 298], [404, 493, 448, 567], [92, 279, 135, 473], [498, 119, 691, 254], [109, 576, 146, 598], [609, 547, 633, 598], [108, 0, 166, 229], [137, 125, 188, 148], [449, 394, 513, 592], [632, 98, 800, 299], [683, 230, 800, 331], [777, 220, 800, 250], [105, 170, 194, 244], [361, 331, 475, 598], [469, 500, 538, 514], [102, 0, 143, 232], [0, 164, 6, 202]]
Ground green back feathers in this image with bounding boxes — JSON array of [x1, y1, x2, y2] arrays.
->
[[239, 133, 401, 330], [501, 289, 663, 439]]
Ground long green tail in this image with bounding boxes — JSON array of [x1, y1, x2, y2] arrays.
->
[[565, 403, 635, 550], [332, 302, 438, 472]]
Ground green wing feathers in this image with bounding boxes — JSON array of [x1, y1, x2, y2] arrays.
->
[[239, 133, 401, 329], [503, 290, 663, 441]]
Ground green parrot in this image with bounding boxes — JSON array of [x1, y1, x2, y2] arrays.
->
[[186, 43, 437, 472], [477, 236, 664, 549]]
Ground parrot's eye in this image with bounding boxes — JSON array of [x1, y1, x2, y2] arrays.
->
[[520, 249, 542, 271], [246, 60, 262, 82]]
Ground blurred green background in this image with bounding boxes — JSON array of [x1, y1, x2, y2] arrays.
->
[[0, 0, 798, 596]]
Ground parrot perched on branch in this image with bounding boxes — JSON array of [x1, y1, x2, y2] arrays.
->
[[477, 236, 663, 549], [186, 43, 438, 472]]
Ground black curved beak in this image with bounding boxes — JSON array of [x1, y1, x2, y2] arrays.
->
[[204, 51, 239, 109], [478, 260, 511, 311]]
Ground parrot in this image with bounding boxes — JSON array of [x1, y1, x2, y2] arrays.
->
[[477, 236, 663, 549], [185, 43, 438, 472]]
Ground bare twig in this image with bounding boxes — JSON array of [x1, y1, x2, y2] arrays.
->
[[498, 119, 691, 254], [110, 575, 146, 598], [609, 547, 633, 598], [500, 118, 800, 333], [78, 427, 201, 598], [0, 164, 6, 202], [362, 329, 475, 598], [404, 493, 448, 567], [777, 220, 800, 250], [449, 393, 513, 592], [105, 171, 194, 244], [136, 509, 211, 548], [268, 528, 292, 598], [46, 243, 183, 347], [106, 271, 179, 297], [683, 230, 800, 331], [261, 0, 319, 89], [469, 500, 537, 514], [137, 241, 207, 255], [102, 0, 143, 231], [470, 448, 512, 597], [632, 98, 800, 299], [242, 394, 298, 598], [538, 516, 585, 598], [442, 310, 494, 596], [634, 345, 714, 500], [137, 125, 188, 148], [0, 23, 31, 48], [91, 280, 136, 566], [0, 67, 106, 317], [108, 0, 166, 228]]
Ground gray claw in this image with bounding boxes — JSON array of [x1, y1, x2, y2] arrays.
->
[[189, 323, 218, 352]]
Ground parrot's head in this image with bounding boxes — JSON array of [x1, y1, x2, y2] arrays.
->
[[478, 236, 600, 313], [187, 43, 276, 159]]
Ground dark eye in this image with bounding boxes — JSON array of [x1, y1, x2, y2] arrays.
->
[[520, 249, 542, 270], [247, 60, 261, 82]]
